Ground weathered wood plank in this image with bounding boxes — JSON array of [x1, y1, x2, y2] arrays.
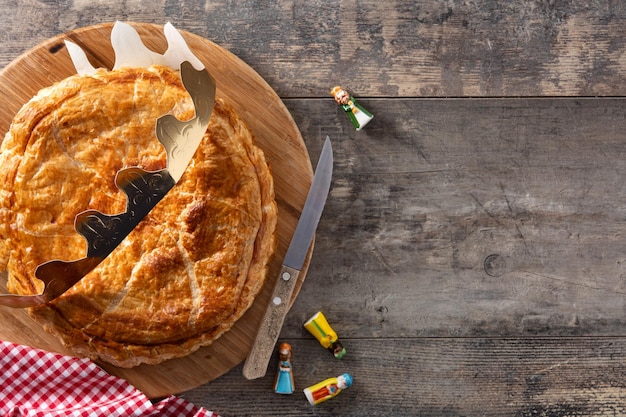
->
[[3, 1, 626, 97], [181, 337, 626, 417], [2, 2, 626, 415], [280, 97, 626, 339]]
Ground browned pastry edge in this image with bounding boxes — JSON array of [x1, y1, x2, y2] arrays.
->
[[0, 66, 277, 367]]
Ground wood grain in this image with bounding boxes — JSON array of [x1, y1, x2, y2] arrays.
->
[[0, 23, 313, 398], [3, 2, 626, 416], [3, 1, 626, 97], [182, 337, 626, 417], [181, 96, 626, 415], [282, 97, 626, 339]]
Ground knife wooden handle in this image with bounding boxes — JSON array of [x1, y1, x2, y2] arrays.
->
[[243, 265, 300, 379]]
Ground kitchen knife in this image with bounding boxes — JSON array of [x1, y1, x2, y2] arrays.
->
[[243, 136, 333, 379], [0, 61, 216, 308]]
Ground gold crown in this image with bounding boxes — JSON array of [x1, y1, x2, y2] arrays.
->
[[330, 86, 344, 96]]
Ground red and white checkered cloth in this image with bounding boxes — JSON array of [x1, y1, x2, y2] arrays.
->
[[0, 340, 218, 417]]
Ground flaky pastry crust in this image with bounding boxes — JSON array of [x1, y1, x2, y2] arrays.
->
[[0, 65, 277, 367]]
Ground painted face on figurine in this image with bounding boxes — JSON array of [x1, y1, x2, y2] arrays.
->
[[278, 342, 292, 360], [337, 374, 351, 389], [329, 86, 373, 130], [333, 89, 351, 105], [332, 342, 346, 359]]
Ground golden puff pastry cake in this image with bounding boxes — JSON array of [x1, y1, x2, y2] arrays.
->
[[0, 65, 277, 367]]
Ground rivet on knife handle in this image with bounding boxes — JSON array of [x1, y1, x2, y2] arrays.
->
[[242, 265, 300, 379], [243, 136, 333, 379]]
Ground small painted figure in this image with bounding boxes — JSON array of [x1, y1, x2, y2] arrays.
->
[[331, 86, 373, 131], [273, 342, 295, 394], [304, 311, 346, 359], [303, 373, 353, 406]]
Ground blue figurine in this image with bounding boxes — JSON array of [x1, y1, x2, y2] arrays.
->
[[274, 342, 295, 394]]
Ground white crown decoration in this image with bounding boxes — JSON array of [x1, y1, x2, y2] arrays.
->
[[65, 21, 204, 74]]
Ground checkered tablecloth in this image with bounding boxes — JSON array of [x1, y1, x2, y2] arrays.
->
[[0, 340, 218, 417]]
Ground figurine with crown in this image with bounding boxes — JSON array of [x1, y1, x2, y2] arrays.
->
[[331, 86, 373, 131]]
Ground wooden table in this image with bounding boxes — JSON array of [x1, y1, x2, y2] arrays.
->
[[3, 1, 626, 415]]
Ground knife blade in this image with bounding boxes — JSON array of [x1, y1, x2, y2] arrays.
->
[[243, 136, 333, 379]]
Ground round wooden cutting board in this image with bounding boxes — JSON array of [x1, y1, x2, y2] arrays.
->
[[0, 22, 313, 398]]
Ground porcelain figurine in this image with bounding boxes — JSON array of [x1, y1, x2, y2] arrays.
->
[[304, 311, 346, 359], [273, 342, 295, 394], [303, 373, 353, 406], [331, 86, 373, 130]]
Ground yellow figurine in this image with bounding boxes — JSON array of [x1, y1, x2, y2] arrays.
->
[[303, 373, 353, 406], [304, 311, 346, 358], [331, 86, 373, 131]]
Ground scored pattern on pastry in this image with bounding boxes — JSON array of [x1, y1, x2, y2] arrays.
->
[[0, 65, 277, 367]]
